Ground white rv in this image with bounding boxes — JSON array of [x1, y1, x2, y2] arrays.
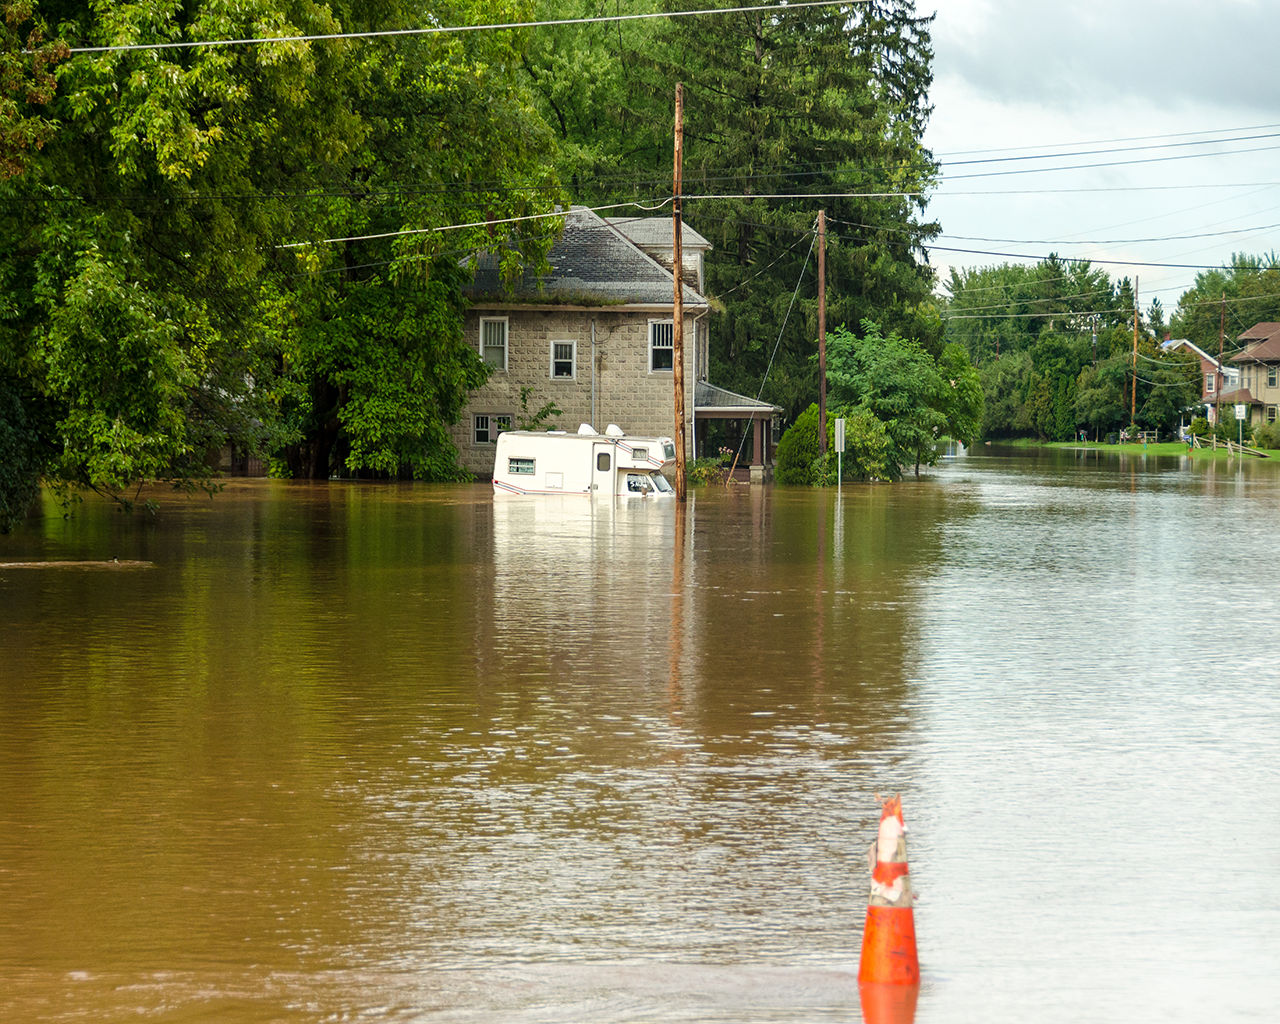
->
[[492, 424, 676, 497]]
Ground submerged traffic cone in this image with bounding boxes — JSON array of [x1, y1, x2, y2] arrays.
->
[[858, 794, 919, 986]]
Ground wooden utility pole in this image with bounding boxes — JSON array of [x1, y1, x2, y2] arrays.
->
[[818, 210, 827, 454], [1217, 291, 1226, 427], [1130, 276, 1139, 428], [672, 83, 687, 502]]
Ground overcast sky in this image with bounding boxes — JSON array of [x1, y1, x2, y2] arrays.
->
[[921, 0, 1280, 321]]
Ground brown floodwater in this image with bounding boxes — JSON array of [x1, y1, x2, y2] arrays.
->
[[2, 448, 1278, 1022]]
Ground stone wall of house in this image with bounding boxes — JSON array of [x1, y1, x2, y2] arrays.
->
[[451, 307, 699, 478]]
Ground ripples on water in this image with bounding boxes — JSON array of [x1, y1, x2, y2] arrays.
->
[[1, 450, 1278, 1022]]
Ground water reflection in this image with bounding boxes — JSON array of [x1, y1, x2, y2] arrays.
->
[[2, 457, 1279, 1022]]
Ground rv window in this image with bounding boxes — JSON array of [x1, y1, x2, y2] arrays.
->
[[631, 447, 648, 462], [626, 474, 649, 493], [663, 441, 675, 460], [597, 452, 610, 471], [508, 457, 534, 475], [650, 472, 673, 493]]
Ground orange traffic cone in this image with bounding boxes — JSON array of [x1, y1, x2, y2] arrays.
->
[[858, 794, 919, 986]]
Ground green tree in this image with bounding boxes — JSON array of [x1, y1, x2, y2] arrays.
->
[[935, 341, 984, 445], [1073, 356, 1127, 438], [826, 320, 948, 477], [1170, 254, 1280, 359], [553, 0, 940, 420], [1, 0, 565, 513]]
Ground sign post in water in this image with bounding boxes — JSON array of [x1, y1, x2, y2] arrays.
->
[[835, 417, 846, 487]]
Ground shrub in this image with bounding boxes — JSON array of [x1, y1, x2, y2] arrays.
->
[[1188, 416, 1210, 437], [774, 404, 830, 485], [1251, 419, 1280, 450], [687, 456, 726, 485]]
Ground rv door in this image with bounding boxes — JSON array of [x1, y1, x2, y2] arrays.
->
[[592, 443, 614, 493]]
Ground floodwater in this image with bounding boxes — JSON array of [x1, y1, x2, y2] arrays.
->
[[2, 448, 1278, 1023]]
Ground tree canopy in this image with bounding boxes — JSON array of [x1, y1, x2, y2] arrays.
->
[[943, 257, 1200, 441], [1, 0, 564, 525]]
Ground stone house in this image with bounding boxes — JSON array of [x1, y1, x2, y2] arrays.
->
[[451, 206, 779, 478], [1227, 322, 1280, 426]]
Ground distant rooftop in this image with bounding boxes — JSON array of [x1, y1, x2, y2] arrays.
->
[[1234, 322, 1280, 362]]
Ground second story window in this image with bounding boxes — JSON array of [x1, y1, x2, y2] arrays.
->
[[649, 320, 674, 372], [551, 341, 575, 379], [1205, 373, 1216, 394], [480, 317, 508, 371]]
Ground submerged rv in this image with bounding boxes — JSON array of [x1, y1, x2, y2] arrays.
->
[[492, 424, 676, 497]]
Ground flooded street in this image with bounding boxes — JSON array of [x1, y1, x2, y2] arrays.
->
[[2, 449, 1278, 1022]]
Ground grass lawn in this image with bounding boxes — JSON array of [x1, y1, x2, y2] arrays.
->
[[1040, 439, 1280, 459]]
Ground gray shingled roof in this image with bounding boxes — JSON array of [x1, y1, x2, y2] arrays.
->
[[607, 217, 710, 251], [464, 206, 705, 306], [694, 381, 782, 414]]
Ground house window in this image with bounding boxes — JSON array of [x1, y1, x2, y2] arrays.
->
[[508, 457, 534, 475], [1269, 367, 1278, 388], [474, 413, 511, 444], [479, 317, 508, 371], [1269, 406, 1278, 423], [551, 341, 575, 379], [649, 320, 674, 372], [1205, 373, 1215, 394]]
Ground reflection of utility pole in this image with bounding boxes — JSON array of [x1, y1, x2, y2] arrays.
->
[[818, 209, 827, 455]]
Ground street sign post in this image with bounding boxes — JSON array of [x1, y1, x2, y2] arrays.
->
[[835, 417, 846, 487]]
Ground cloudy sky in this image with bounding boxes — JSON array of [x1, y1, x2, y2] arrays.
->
[[921, 0, 1280, 320]]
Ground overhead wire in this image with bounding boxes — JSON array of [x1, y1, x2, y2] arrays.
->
[[61, 0, 864, 54]]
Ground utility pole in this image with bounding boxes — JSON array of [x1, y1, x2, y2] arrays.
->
[[672, 83, 687, 502], [818, 210, 827, 455], [1131, 276, 1139, 429], [1217, 291, 1226, 428]]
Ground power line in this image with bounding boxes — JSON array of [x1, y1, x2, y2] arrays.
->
[[935, 122, 1280, 159], [943, 132, 1280, 168], [925, 244, 1262, 272], [62, 1, 862, 54], [943, 143, 1280, 182], [274, 199, 667, 249]]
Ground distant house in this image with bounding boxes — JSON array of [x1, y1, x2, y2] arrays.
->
[[1228, 322, 1280, 426], [1162, 337, 1239, 423], [452, 206, 781, 479]]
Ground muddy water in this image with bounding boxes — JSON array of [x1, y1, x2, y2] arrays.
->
[[2, 449, 1278, 1022]]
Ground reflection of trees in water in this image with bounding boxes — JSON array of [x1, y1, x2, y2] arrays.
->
[[675, 486, 953, 745]]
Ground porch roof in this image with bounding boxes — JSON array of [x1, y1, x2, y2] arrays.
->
[[694, 381, 782, 419]]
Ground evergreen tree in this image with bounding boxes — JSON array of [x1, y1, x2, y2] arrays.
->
[[558, 0, 940, 420]]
